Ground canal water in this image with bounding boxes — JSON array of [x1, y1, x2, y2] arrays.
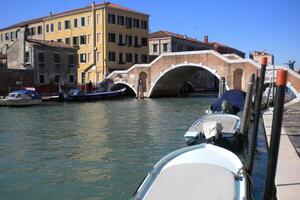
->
[[0, 97, 267, 200]]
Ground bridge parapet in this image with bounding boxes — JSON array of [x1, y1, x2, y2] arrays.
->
[[107, 50, 300, 98]]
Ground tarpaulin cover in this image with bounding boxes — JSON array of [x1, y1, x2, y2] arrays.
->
[[210, 90, 246, 113]]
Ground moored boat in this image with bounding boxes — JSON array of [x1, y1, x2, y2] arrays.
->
[[0, 96, 7, 106], [6, 90, 42, 106], [184, 113, 242, 151], [131, 144, 247, 200], [63, 88, 126, 102]]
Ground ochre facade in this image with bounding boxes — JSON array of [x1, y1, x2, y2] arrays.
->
[[0, 2, 149, 85]]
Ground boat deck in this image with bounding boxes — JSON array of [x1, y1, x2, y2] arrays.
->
[[263, 100, 300, 199]]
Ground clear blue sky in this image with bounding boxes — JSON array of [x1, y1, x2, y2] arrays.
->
[[1, 0, 299, 66]]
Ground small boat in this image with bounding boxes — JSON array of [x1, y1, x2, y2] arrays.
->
[[63, 88, 126, 102], [184, 113, 242, 151], [6, 90, 42, 106], [131, 144, 247, 200], [0, 96, 7, 106]]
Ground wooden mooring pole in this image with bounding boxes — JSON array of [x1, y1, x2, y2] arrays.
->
[[263, 70, 288, 200], [241, 74, 255, 137], [247, 57, 267, 175]]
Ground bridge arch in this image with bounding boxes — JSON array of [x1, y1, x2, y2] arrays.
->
[[111, 81, 137, 96], [148, 63, 229, 97]]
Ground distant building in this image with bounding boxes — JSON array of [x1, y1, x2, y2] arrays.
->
[[3, 28, 78, 94], [250, 51, 274, 65], [149, 30, 213, 58], [0, 2, 149, 84], [203, 36, 245, 58]]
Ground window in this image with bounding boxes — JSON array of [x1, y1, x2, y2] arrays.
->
[[81, 17, 85, 26], [163, 43, 168, 52], [10, 32, 14, 39], [96, 14, 101, 24], [25, 52, 30, 63], [126, 35, 132, 46], [57, 39, 62, 43], [87, 16, 91, 26], [135, 54, 138, 64], [15, 30, 19, 39], [38, 52, 44, 63], [80, 53, 86, 63], [39, 64, 45, 73], [126, 17, 132, 28], [65, 20, 71, 29], [54, 75, 60, 84], [28, 27, 36, 36], [119, 53, 124, 64], [54, 53, 60, 63], [39, 74, 45, 84], [108, 33, 115, 43], [118, 34, 123, 46], [5, 33, 9, 40], [46, 24, 49, 33], [97, 33, 101, 43], [141, 37, 147, 46], [58, 22, 61, 31], [126, 53, 132, 63], [108, 14, 115, 24], [134, 36, 139, 47], [141, 55, 147, 63], [153, 44, 158, 53], [133, 18, 140, 28], [80, 35, 86, 45], [73, 36, 79, 46], [69, 75, 74, 83], [65, 37, 70, 45], [117, 15, 124, 25], [108, 52, 115, 61], [68, 54, 75, 64], [141, 20, 148, 29], [37, 26, 42, 34], [96, 52, 101, 62], [50, 23, 54, 32]]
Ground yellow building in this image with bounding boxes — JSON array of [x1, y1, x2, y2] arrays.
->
[[0, 2, 149, 85]]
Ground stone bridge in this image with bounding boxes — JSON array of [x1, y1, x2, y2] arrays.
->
[[107, 50, 300, 98]]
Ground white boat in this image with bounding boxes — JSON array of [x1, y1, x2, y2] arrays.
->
[[0, 96, 7, 106], [6, 90, 42, 106], [184, 113, 242, 151], [131, 144, 247, 200]]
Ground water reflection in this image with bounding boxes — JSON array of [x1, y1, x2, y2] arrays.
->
[[0, 97, 216, 200]]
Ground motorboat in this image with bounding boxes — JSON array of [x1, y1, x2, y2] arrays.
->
[[184, 113, 242, 151], [6, 90, 42, 106], [131, 144, 247, 200], [0, 96, 7, 106], [63, 88, 126, 102]]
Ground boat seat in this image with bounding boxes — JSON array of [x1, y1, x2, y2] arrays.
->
[[144, 163, 236, 200]]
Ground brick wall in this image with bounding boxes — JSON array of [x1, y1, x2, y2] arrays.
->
[[0, 68, 34, 95]]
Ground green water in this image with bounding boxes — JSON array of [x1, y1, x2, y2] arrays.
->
[[0, 97, 218, 200]]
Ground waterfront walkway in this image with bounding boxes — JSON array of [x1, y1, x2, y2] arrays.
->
[[263, 100, 300, 199]]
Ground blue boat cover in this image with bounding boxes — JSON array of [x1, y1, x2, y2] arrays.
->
[[210, 90, 246, 113], [13, 90, 41, 100]]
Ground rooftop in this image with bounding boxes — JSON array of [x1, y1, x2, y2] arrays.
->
[[27, 38, 75, 49], [0, 2, 149, 32], [150, 30, 211, 46]]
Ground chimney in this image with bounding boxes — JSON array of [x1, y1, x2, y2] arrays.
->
[[18, 26, 28, 67], [204, 35, 208, 44], [92, 2, 95, 8], [49, 12, 52, 18]]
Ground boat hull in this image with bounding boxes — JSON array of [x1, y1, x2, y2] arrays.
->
[[64, 88, 126, 102], [6, 99, 42, 106]]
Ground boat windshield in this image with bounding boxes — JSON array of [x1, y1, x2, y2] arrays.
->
[[9, 93, 16, 98]]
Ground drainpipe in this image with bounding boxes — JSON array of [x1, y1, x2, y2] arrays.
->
[[92, 2, 97, 83]]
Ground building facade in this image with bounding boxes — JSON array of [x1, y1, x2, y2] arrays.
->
[[3, 28, 78, 94], [0, 2, 149, 85], [149, 30, 213, 57], [250, 51, 274, 65]]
